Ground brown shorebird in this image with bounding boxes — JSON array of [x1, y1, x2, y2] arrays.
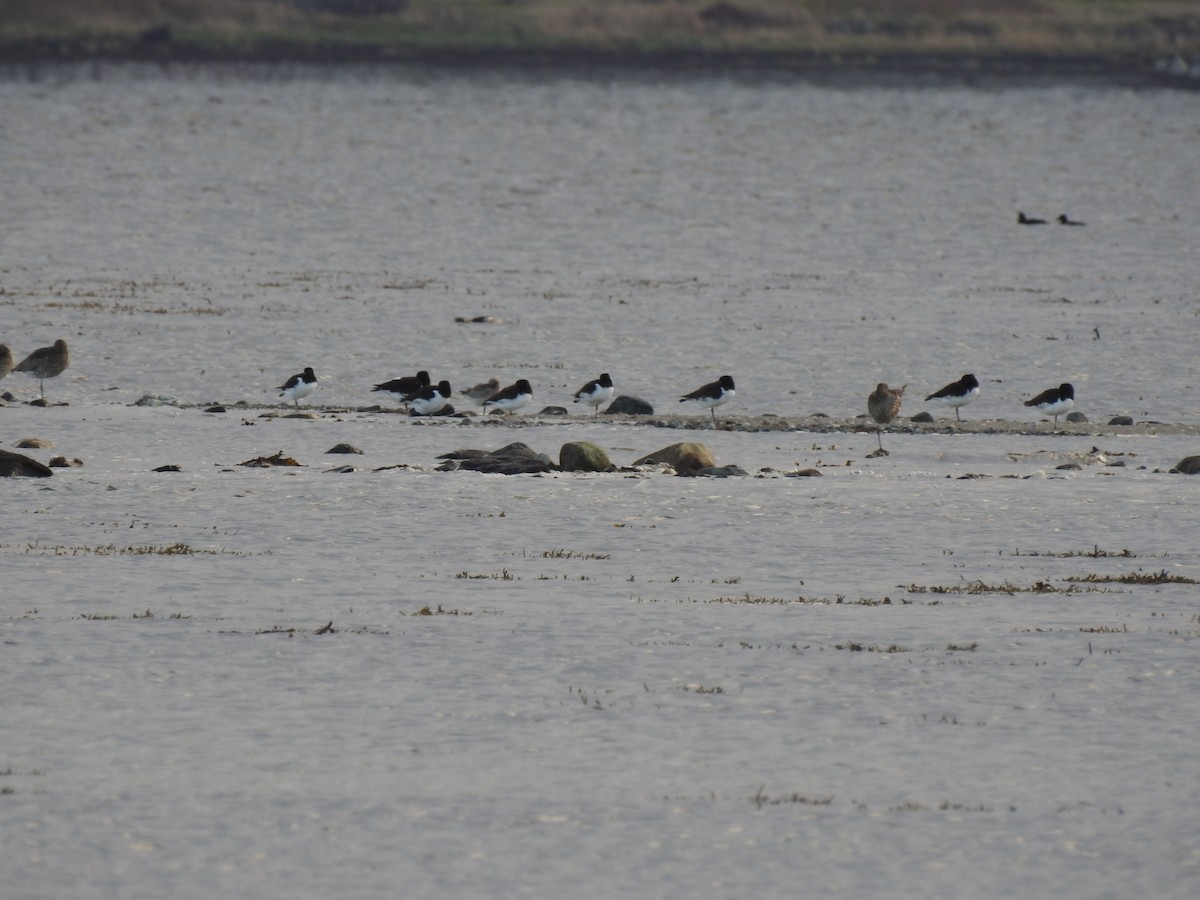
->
[[868, 382, 906, 453], [461, 377, 500, 406], [0, 344, 13, 380], [14, 339, 69, 399]]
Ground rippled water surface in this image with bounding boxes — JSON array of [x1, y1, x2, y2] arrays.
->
[[2, 65, 1199, 899]]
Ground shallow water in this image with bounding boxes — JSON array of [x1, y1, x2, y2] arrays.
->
[[2, 65, 1199, 899]]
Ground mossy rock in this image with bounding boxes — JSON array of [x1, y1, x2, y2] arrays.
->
[[559, 441, 613, 473]]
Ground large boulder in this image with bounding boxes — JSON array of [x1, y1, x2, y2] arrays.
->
[[440, 442, 555, 475], [604, 395, 654, 415], [1172, 455, 1200, 475], [559, 441, 614, 473], [632, 442, 715, 475], [0, 448, 53, 477]]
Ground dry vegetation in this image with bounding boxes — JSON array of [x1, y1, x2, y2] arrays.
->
[[1, 0, 1198, 64]]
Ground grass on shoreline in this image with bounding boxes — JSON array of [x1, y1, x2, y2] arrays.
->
[[1, 1, 1198, 65]]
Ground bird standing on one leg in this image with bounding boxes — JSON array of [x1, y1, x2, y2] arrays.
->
[[924, 373, 979, 421], [14, 339, 69, 400], [460, 378, 500, 406], [868, 382, 906, 454], [278, 366, 317, 408], [680, 375, 735, 425], [483, 379, 533, 414], [573, 373, 614, 416], [1024, 383, 1075, 428]]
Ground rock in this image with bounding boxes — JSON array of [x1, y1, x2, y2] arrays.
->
[[910, 411, 934, 423], [409, 404, 457, 417], [48, 456, 83, 468], [559, 441, 614, 473], [15, 437, 54, 449], [204, 405, 227, 413], [152, 464, 182, 473], [437, 448, 488, 460], [132, 393, 181, 407], [1108, 415, 1134, 426], [239, 451, 302, 468], [786, 468, 823, 477], [537, 406, 569, 416], [1056, 462, 1082, 470], [442, 442, 555, 475], [697, 465, 748, 478], [1171, 456, 1200, 475], [1065, 411, 1088, 423], [632, 442, 716, 475], [604, 395, 654, 415], [0, 448, 53, 477], [327, 443, 364, 455]]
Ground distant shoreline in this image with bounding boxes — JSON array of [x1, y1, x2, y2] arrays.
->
[[1, 38, 1195, 89]]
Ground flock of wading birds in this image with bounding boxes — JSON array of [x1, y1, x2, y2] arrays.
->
[[1, 340, 1077, 452]]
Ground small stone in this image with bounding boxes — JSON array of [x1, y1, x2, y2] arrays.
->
[[239, 451, 302, 467], [1171, 455, 1200, 475], [48, 456, 84, 468], [132, 393, 180, 407], [697, 465, 748, 478], [204, 405, 227, 413], [604, 395, 655, 415], [1056, 462, 1082, 470], [537, 406, 569, 416], [786, 468, 823, 477], [910, 411, 934, 423], [152, 464, 182, 473], [326, 443, 364, 455], [15, 437, 54, 449], [559, 441, 613, 473], [1065, 411, 1088, 423], [1108, 415, 1134, 426]]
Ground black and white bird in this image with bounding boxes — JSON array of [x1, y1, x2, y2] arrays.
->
[[278, 366, 317, 408], [680, 375, 735, 423], [483, 379, 533, 414], [573, 373, 614, 415], [14, 338, 70, 399], [1018, 212, 1047, 225], [924, 373, 980, 421], [868, 382, 906, 453], [409, 380, 453, 416], [1024, 383, 1075, 427], [460, 378, 500, 405], [372, 370, 431, 406]]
